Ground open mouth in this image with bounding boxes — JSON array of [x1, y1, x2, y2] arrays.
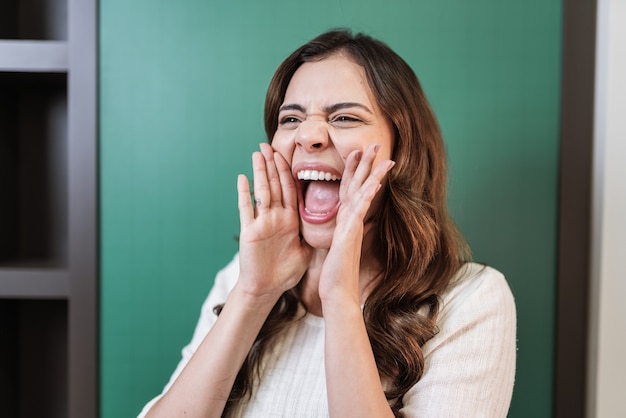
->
[[296, 169, 341, 222]]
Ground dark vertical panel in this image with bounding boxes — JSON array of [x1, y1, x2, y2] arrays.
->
[[555, 0, 597, 417], [68, 0, 99, 416]]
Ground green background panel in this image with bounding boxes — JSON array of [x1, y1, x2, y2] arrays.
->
[[100, 1, 561, 416]]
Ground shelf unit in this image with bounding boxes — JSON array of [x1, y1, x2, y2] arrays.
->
[[0, 0, 97, 417]]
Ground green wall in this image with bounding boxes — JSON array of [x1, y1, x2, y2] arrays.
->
[[100, 1, 561, 416]]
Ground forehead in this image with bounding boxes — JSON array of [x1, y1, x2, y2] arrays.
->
[[283, 54, 376, 108]]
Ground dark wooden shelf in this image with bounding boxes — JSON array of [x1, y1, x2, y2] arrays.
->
[[0, 40, 67, 72], [0, 0, 96, 416], [0, 268, 69, 298]]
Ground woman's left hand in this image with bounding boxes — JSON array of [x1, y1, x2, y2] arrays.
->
[[319, 143, 396, 418], [318, 143, 395, 308]]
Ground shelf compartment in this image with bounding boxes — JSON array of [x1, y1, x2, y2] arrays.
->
[[0, 72, 68, 268], [0, 0, 67, 41], [0, 298, 68, 417], [0, 41, 68, 72]]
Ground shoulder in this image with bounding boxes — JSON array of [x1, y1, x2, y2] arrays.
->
[[400, 263, 517, 416], [441, 262, 514, 316], [197, 253, 240, 314], [424, 262, 516, 355], [448, 262, 510, 294]]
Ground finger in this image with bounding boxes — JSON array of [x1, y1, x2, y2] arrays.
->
[[351, 143, 380, 187], [339, 149, 361, 199], [274, 151, 298, 209], [354, 159, 395, 208], [252, 151, 270, 213], [259, 143, 283, 208], [349, 144, 393, 197], [357, 158, 395, 199], [341, 144, 379, 200], [237, 174, 254, 225], [370, 159, 396, 183], [341, 157, 395, 221]]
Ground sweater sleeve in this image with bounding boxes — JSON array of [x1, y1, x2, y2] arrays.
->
[[400, 264, 517, 418], [137, 254, 240, 417]]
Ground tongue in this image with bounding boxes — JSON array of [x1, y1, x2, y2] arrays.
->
[[304, 181, 340, 214]]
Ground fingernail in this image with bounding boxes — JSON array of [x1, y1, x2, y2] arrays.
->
[[355, 151, 362, 161], [388, 160, 396, 170], [374, 144, 381, 153]]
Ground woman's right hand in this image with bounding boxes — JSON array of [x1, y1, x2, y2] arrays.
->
[[236, 143, 312, 301], [145, 145, 308, 418]]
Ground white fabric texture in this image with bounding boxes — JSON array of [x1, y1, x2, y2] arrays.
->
[[138, 254, 516, 417]]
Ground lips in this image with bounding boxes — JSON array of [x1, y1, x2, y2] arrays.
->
[[292, 163, 342, 224]]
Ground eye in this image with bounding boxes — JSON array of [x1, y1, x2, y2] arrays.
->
[[278, 116, 301, 129], [329, 115, 363, 127]]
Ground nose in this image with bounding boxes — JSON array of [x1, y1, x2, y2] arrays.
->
[[295, 119, 329, 151]]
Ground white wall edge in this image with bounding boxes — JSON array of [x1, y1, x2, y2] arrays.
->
[[589, 0, 626, 416]]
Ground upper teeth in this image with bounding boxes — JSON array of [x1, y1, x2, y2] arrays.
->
[[297, 170, 340, 181]]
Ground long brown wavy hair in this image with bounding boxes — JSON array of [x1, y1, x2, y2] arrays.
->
[[217, 28, 470, 416]]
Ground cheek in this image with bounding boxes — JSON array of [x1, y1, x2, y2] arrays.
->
[[372, 128, 394, 167], [376, 142, 393, 165], [336, 136, 393, 165], [271, 133, 295, 165]]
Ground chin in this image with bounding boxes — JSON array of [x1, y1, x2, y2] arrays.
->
[[300, 222, 335, 249]]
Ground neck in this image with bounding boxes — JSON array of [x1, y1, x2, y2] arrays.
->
[[298, 230, 382, 317]]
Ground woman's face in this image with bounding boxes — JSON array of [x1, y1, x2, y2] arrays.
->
[[271, 53, 394, 249]]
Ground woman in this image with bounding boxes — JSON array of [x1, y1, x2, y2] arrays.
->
[[140, 29, 516, 417]]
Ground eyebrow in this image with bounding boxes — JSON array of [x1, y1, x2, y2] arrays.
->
[[278, 102, 374, 115]]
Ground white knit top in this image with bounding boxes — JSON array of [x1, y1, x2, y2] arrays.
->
[[139, 254, 516, 417]]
